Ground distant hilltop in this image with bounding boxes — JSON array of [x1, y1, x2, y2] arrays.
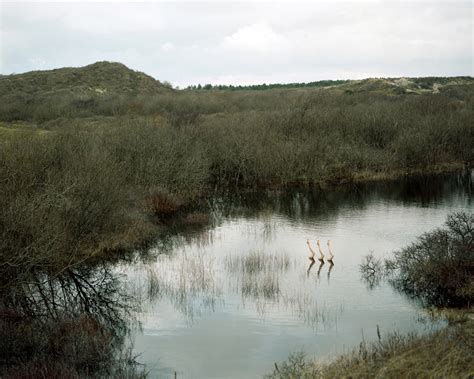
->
[[0, 61, 171, 98], [189, 76, 474, 95], [1, 61, 473, 97]]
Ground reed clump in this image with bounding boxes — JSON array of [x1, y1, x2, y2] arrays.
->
[[225, 250, 291, 275], [225, 250, 290, 300], [241, 271, 281, 300], [144, 252, 220, 321]]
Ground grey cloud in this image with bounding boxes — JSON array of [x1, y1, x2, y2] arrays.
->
[[1, 1, 472, 86]]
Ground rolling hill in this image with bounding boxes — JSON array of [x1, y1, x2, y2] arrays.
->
[[0, 61, 170, 98]]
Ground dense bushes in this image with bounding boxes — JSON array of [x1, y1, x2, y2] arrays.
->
[[1, 72, 473, 276], [386, 212, 473, 307], [1, 84, 472, 282], [1, 86, 473, 280], [0, 117, 218, 288], [0, 130, 130, 284]]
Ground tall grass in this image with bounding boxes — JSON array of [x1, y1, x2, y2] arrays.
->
[[266, 319, 474, 379], [225, 250, 290, 300], [142, 252, 220, 321], [225, 250, 291, 274]]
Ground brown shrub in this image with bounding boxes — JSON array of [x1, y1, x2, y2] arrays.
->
[[146, 190, 183, 218], [3, 361, 80, 379], [182, 212, 210, 226]]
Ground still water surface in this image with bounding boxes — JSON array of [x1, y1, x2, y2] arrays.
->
[[125, 172, 473, 378]]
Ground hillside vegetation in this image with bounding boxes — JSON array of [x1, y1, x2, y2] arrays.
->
[[0, 61, 169, 96], [0, 62, 473, 377], [1, 61, 473, 274]]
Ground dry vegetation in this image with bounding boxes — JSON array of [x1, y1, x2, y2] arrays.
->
[[2, 63, 472, 291], [0, 62, 473, 377], [266, 318, 474, 379], [387, 212, 473, 307], [361, 212, 473, 307], [142, 251, 220, 321]]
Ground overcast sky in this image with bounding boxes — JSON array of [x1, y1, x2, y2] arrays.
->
[[1, 1, 472, 87]]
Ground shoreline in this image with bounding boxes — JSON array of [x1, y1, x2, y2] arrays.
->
[[103, 164, 471, 259]]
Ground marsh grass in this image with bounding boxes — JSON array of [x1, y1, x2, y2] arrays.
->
[[224, 250, 336, 328], [280, 291, 336, 330], [143, 252, 221, 321], [266, 319, 474, 379], [225, 250, 291, 275], [225, 250, 291, 301], [240, 271, 281, 300]]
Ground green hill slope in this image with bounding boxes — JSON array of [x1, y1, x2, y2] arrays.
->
[[0, 61, 170, 97], [0, 61, 472, 124]]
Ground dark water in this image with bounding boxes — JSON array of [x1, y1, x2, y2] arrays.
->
[[124, 171, 473, 378]]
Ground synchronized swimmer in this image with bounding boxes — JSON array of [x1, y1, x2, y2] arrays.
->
[[306, 239, 334, 263]]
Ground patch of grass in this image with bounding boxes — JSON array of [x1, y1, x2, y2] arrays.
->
[[143, 252, 220, 321], [225, 251, 290, 301], [281, 291, 335, 330], [267, 319, 474, 379], [225, 250, 291, 275], [241, 271, 281, 300]]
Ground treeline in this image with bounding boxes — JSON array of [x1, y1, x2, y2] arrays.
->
[[185, 79, 350, 91]]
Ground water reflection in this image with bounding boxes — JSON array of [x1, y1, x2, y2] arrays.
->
[[359, 253, 385, 290], [130, 171, 472, 378], [306, 259, 316, 277], [316, 260, 324, 280], [2, 265, 133, 327], [0, 264, 141, 376], [204, 170, 473, 225], [327, 261, 334, 283]]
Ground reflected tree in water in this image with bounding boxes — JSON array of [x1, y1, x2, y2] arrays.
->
[[0, 264, 143, 377]]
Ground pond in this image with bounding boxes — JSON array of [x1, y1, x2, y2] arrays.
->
[[124, 171, 473, 378]]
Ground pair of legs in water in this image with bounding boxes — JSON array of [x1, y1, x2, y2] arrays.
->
[[306, 239, 334, 262]]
